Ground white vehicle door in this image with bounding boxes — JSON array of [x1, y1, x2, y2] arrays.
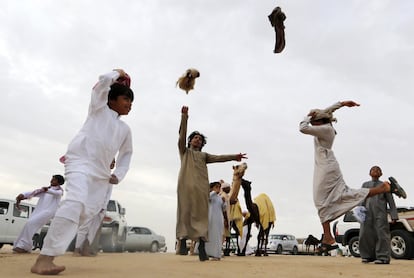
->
[[138, 227, 152, 249], [282, 235, 291, 250], [0, 200, 12, 242], [0, 200, 31, 243], [8, 203, 31, 243]]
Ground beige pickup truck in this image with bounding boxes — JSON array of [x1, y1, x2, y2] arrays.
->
[[333, 207, 414, 259]]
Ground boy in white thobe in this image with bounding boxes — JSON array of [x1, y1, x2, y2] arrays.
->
[[13, 175, 64, 253], [31, 69, 134, 275]]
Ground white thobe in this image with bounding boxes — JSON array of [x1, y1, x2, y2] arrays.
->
[[299, 102, 369, 223], [14, 186, 63, 251], [41, 71, 133, 256]]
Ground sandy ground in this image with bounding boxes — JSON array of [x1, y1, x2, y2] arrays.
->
[[1, 245, 412, 278]]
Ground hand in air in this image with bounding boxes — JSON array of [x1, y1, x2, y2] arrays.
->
[[341, 100, 360, 107], [236, 153, 248, 161]]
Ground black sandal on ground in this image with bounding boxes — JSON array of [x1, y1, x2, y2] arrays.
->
[[389, 177, 407, 199], [317, 243, 338, 255]]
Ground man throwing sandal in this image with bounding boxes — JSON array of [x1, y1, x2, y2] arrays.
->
[[299, 100, 407, 255]]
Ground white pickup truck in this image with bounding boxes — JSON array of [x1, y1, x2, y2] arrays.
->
[[0, 198, 37, 249], [333, 207, 414, 259]]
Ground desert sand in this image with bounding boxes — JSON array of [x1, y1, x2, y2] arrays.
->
[[1, 245, 412, 278]]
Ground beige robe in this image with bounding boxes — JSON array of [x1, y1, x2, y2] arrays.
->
[[299, 102, 369, 223], [176, 114, 239, 241]]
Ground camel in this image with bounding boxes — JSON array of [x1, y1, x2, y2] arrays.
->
[[225, 163, 248, 256], [304, 234, 321, 253], [229, 162, 248, 204], [240, 178, 276, 256]]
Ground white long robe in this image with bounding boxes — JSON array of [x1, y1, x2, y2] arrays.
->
[[14, 186, 63, 251], [176, 113, 239, 241], [40, 71, 133, 256], [299, 102, 369, 223], [205, 191, 225, 258]]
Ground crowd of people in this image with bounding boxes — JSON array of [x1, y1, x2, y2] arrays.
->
[[10, 69, 407, 276]]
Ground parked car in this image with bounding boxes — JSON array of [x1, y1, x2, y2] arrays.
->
[[0, 198, 40, 249], [333, 207, 414, 259], [124, 226, 166, 253], [266, 234, 299, 255]]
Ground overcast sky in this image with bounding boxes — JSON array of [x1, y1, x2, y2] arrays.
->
[[1, 0, 413, 252]]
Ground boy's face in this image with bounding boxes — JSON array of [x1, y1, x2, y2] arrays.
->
[[370, 167, 382, 180], [50, 177, 59, 186], [108, 95, 132, 115]]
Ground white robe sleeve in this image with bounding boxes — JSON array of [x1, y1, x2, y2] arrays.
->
[[88, 71, 120, 115]]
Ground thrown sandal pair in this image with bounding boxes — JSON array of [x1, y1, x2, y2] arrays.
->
[[389, 177, 407, 199]]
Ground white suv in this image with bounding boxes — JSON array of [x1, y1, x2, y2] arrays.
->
[[266, 234, 299, 255]]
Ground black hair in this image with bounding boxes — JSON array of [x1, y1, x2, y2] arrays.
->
[[210, 181, 221, 189], [108, 83, 134, 102], [53, 175, 65, 185], [187, 131, 207, 150]]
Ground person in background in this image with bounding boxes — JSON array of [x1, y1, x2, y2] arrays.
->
[[359, 166, 398, 265], [205, 181, 226, 261], [13, 175, 65, 253], [219, 180, 232, 256]]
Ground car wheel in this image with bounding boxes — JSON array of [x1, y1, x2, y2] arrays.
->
[[276, 245, 283, 254], [150, 242, 159, 253], [348, 236, 360, 257], [390, 230, 414, 259], [292, 246, 298, 255]]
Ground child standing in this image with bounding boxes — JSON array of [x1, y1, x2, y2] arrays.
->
[[205, 181, 226, 260], [13, 175, 65, 253], [359, 166, 398, 264], [31, 69, 134, 275]]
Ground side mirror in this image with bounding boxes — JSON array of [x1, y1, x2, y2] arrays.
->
[[120, 208, 126, 215]]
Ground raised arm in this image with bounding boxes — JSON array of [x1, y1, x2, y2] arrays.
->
[[89, 70, 123, 114], [321, 101, 360, 115], [178, 106, 188, 156]]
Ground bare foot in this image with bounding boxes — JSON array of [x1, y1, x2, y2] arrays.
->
[[31, 255, 65, 275]]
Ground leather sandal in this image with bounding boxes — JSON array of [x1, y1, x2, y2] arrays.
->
[[389, 177, 407, 199]]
